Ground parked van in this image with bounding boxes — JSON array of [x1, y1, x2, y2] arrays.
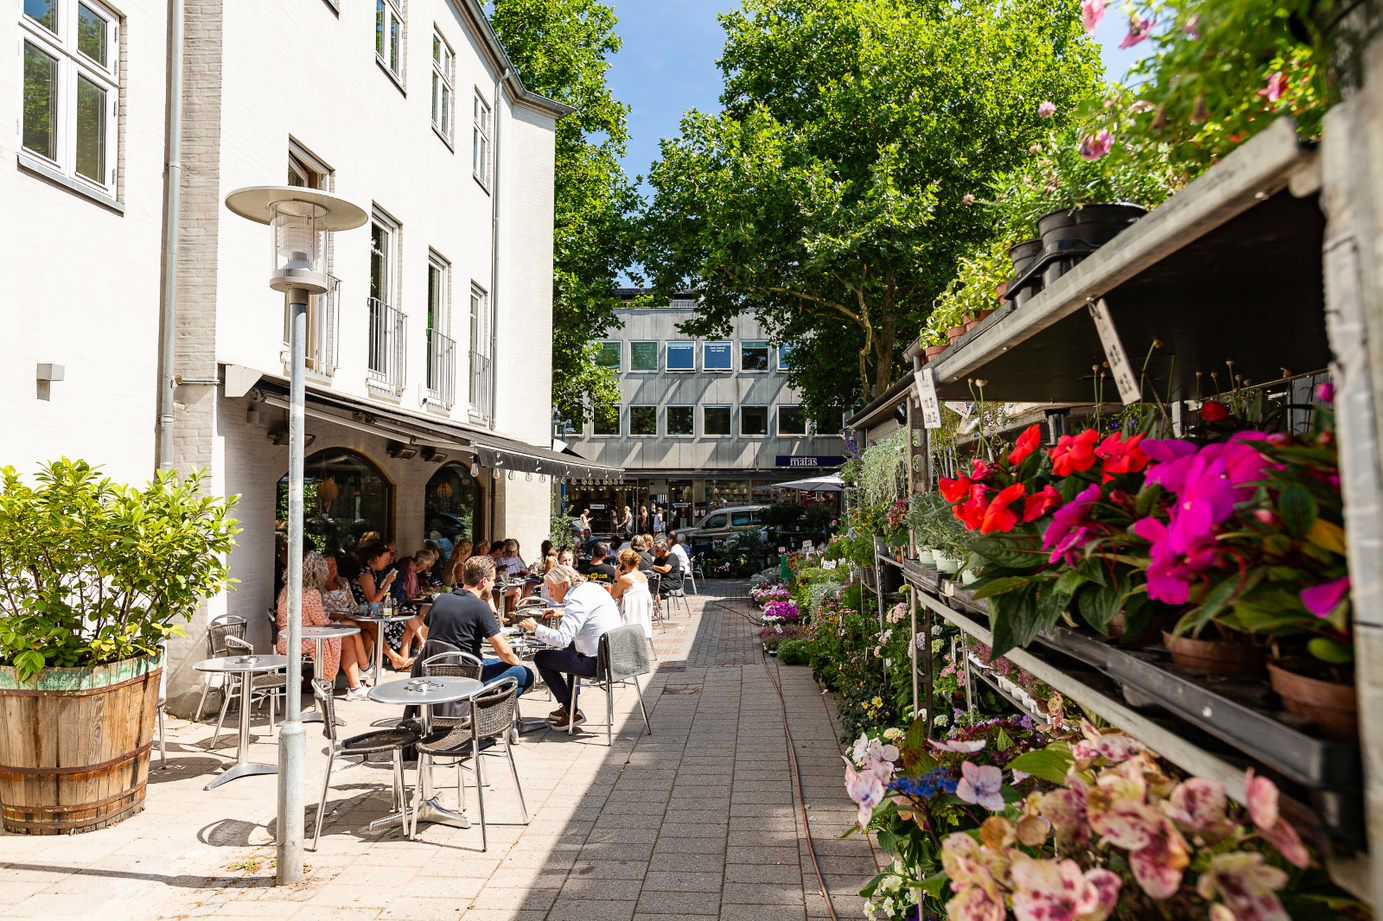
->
[[679, 505, 769, 544]]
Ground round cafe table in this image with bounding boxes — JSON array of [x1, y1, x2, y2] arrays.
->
[[367, 675, 484, 835], [194, 654, 289, 790], [300, 624, 361, 724], [353, 608, 419, 679]]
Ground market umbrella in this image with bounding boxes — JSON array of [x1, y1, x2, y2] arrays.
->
[[775, 474, 844, 492]]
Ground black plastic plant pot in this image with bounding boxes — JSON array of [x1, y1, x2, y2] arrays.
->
[[1008, 238, 1043, 278], [1038, 203, 1146, 249]]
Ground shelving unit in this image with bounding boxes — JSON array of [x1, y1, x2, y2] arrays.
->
[[846, 91, 1383, 906]]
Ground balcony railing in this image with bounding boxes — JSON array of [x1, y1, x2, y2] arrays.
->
[[469, 348, 494, 423], [366, 297, 407, 396], [282, 275, 340, 378], [426, 329, 457, 409]]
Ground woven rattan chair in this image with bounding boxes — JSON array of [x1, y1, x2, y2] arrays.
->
[[412, 676, 527, 849], [310, 679, 421, 850]]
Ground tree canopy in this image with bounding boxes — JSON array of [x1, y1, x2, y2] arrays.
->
[[640, 0, 1104, 423], [491, 0, 637, 423]]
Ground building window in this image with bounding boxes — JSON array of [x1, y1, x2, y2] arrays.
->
[[778, 405, 807, 436], [375, 0, 405, 84], [367, 210, 405, 393], [426, 252, 455, 406], [468, 282, 494, 420], [630, 405, 657, 436], [425, 464, 482, 544], [592, 403, 620, 436], [280, 449, 394, 553], [666, 342, 695, 371], [596, 341, 621, 371], [741, 341, 770, 372], [20, 0, 120, 195], [431, 29, 454, 144], [741, 405, 768, 436], [704, 405, 731, 436], [777, 344, 793, 371], [667, 405, 694, 436], [703, 341, 732, 371], [285, 145, 337, 376], [473, 89, 492, 189], [630, 341, 658, 372]]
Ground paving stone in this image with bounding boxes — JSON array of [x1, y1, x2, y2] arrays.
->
[[547, 897, 639, 921], [636, 890, 722, 915]]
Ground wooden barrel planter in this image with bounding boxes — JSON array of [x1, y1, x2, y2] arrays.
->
[[0, 656, 160, 834]]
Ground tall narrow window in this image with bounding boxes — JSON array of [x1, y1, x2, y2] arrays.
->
[[431, 30, 454, 145], [473, 90, 492, 189], [426, 253, 454, 407], [468, 282, 494, 420], [19, 0, 120, 196], [375, 0, 404, 84], [367, 210, 405, 395], [285, 146, 337, 376]]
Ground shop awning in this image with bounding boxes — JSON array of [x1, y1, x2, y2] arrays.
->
[[234, 369, 623, 481]]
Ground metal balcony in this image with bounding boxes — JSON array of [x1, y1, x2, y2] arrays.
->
[[468, 348, 494, 423], [366, 297, 407, 396], [426, 329, 457, 409], [281, 275, 340, 378]]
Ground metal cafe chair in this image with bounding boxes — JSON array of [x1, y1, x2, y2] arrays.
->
[[309, 679, 422, 850], [662, 570, 691, 618], [194, 614, 247, 721], [209, 635, 286, 747], [411, 677, 528, 850], [568, 624, 654, 747]]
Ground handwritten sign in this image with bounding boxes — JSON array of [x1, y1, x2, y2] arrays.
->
[[914, 368, 943, 429], [1087, 298, 1141, 405]]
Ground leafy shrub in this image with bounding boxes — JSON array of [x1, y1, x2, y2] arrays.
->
[[777, 639, 812, 665]]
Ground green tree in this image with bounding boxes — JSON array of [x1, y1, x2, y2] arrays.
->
[[491, 0, 638, 423], [640, 0, 1104, 421]]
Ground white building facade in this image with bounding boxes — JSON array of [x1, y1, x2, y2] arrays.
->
[[6, 0, 617, 710]]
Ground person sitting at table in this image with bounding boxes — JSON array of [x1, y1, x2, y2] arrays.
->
[[427, 555, 534, 696], [557, 548, 575, 569], [651, 538, 684, 595], [498, 539, 527, 576], [354, 541, 412, 672], [442, 540, 472, 588], [536, 540, 554, 572], [668, 532, 693, 580], [581, 543, 617, 586], [608, 549, 654, 640], [520, 565, 623, 730], [634, 535, 656, 571], [392, 548, 439, 661], [280, 552, 370, 700]]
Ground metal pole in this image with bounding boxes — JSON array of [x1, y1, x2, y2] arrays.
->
[[277, 292, 307, 884]]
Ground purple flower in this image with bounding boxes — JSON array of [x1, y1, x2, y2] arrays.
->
[[1142, 439, 1199, 493], [1316, 381, 1336, 405], [1132, 517, 1223, 605], [1042, 483, 1102, 563], [956, 761, 1006, 812], [1302, 577, 1350, 619], [1119, 15, 1154, 49], [1079, 130, 1115, 162]]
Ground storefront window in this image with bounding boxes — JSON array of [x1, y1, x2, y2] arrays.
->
[[425, 464, 482, 545], [279, 449, 393, 556], [706, 479, 752, 509]]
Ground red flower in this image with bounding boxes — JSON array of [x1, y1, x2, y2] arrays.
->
[[1009, 424, 1043, 467], [1022, 485, 1063, 523], [1050, 429, 1100, 477], [1201, 400, 1231, 423], [1097, 432, 1150, 477], [954, 484, 990, 531], [939, 476, 973, 504], [981, 484, 1027, 535], [971, 458, 996, 481]]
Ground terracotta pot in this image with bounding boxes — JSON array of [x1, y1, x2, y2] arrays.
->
[[925, 345, 948, 360], [964, 319, 979, 333], [1162, 631, 1264, 676], [1268, 663, 1358, 740], [946, 326, 967, 342], [976, 308, 995, 322]]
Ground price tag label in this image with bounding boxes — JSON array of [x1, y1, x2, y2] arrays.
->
[[1087, 298, 1142, 405], [944, 401, 974, 419], [914, 368, 943, 429]]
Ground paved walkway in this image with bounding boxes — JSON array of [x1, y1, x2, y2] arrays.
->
[[0, 582, 876, 920]]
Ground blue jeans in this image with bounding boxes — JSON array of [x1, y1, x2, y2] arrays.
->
[[482, 659, 534, 697]]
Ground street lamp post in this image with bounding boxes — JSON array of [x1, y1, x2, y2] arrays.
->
[[225, 186, 366, 885]]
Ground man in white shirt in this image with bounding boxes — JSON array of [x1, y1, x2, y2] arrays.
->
[[668, 531, 692, 575], [519, 564, 623, 730]]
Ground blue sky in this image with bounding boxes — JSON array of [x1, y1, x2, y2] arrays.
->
[[606, 1, 1147, 187]]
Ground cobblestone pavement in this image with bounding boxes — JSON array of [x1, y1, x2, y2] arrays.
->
[[0, 582, 878, 920]]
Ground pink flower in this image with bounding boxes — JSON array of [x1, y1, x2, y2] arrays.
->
[[844, 763, 885, 829], [1302, 576, 1350, 619], [1165, 778, 1233, 842], [1316, 381, 1336, 404], [1184, 14, 1200, 38], [1010, 856, 1121, 921], [1259, 72, 1289, 105], [1196, 853, 1291, 921], [1081, 0, 1105, 33], [1245, 770, 1311, 868], [1079, 130, 1115, 161], [1073, 722, 1144, 766], [1128, 818, 1191, 899], [1040, 786, 1090, 848], [1038, 101, 1057, 119], [930, 738, 987, 754], [962, 193, 977, 206], [957, 761, 1006, 812], [1042, 483, 1102, 565], [1119, 15, 1154, 49]]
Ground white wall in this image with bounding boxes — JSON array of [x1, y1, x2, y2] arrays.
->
[[0, 0, 168, 484]]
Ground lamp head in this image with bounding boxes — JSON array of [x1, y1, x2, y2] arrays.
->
[[225, 186, 367, 295]]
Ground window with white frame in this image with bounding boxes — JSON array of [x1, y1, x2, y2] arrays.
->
[[703, 341, 732, 371], [667, 405, 694, 436], [703, 405, 732, 436], [630, 406, 657, 437], [367, 210, 404, 389], [468, 281, 494, 418], [629, 341, 658, 372], [592, 403, 620, 436], [285, 145, 337, 375], [426, 252, 453, 399], [375, 0, 404, 84], [741, 341, 770, 372], [431, 29, 454, 144], [740, 405, 769, 436], [20, 0, 120, 196], [666, 342, 695, 371], [777, 343, 793, 371], [596, 341, 621, 372], [473, 89, 492, 189], [778, 405, 808, 436]]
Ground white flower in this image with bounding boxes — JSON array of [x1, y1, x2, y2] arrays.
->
[[883, 727, 905, 742]]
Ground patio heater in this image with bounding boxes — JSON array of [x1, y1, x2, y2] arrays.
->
[[224, 186, 367, 885]]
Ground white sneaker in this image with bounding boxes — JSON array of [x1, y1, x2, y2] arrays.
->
[[344, 686, 370, 701]]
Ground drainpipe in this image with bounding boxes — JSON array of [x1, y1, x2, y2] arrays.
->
[[155, 0, 184, 470], [488, 69, 507, 537]]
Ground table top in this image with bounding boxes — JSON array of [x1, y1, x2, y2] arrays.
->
[[195, 654, 290, 674], [353, 610, 418, 623], [302, 624, 361, 640], [369, 675, 484, 706]]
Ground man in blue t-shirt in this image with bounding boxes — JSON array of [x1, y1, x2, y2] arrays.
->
[[427, 555, 534, 695]]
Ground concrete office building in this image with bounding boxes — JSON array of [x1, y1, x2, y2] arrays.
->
[[563, 293, 845, 532]]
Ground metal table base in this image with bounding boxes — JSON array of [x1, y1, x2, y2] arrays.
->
[[206, 671, 278, 790]]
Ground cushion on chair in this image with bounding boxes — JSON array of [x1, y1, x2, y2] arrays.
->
[[340, 727, 421, 755]]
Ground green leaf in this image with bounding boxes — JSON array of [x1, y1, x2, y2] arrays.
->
[[1006, 746, 1075, 785], [918, 871, 950, 900], [1278, 483, 1318, 539], [1174, 576, 1239, 637], [972, 575, 1031, 599], [1075, 583, 1123, 635], [1308, 637, 1354, 664]]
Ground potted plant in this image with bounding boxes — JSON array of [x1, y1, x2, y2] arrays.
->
[[0, 460, 238, 834]]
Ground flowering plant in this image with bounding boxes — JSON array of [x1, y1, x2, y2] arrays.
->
[[749, 582, 792, 609], [762, 600, 802, 624]]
